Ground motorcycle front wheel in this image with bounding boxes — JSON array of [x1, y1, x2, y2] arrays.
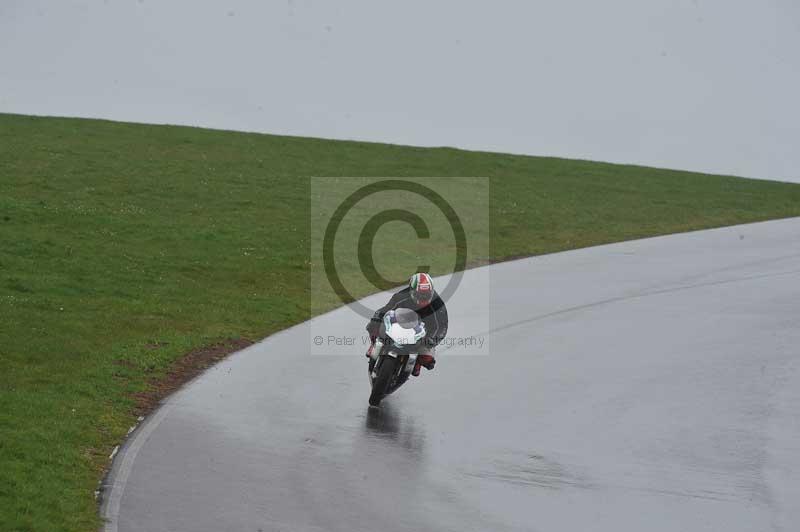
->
[[368, 356, 398, 407]]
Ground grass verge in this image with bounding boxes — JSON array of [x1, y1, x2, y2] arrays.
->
[[1, 113, 800, 531]]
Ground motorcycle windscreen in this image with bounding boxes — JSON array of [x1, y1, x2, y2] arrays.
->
[[383, 308, 426, 346]]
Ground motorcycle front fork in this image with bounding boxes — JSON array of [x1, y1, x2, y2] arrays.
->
[[368, 339, 417, 377]]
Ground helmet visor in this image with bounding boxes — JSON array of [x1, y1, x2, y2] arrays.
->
[[411, 288, 433, 306]]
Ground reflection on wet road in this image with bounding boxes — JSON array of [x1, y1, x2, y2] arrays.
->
[[364, 405, 426, 453]]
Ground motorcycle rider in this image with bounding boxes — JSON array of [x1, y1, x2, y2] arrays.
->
[[366, 272, 448, 376]]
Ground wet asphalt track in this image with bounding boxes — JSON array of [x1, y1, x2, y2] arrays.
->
[[102, 218, 800, 532]]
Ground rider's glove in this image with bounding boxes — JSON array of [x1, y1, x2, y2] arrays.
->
[[366, 319, 381, 337]]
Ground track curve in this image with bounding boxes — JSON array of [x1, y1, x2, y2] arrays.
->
[[102, 218, 800, 532]]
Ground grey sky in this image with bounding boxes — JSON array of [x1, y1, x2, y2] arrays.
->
[[1, 0, 799, 182]]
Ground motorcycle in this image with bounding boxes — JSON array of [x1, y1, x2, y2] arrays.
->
[[367, 308, 426, 407]]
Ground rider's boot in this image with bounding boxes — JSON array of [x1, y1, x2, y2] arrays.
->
[[412, 354, 435, 376], [365, 337, 378, 360]]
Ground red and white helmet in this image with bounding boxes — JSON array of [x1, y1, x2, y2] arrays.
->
[[409, 272, 434, 307]]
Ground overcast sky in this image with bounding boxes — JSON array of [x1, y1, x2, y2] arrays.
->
[[1, 0, 799, 182]]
